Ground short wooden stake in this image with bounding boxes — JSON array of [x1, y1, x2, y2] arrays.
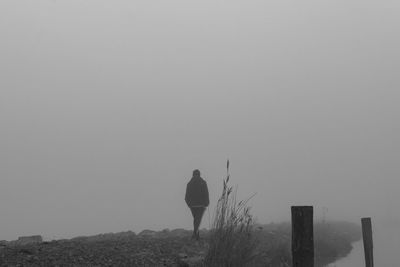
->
[[291, 206, 314, 267]]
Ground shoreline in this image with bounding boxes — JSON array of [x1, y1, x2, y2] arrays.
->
[[1, 221, 361, 266]]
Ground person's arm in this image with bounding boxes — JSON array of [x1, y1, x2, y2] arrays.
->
[[204, 181, 210, 207], [185, 184, 191, 207]]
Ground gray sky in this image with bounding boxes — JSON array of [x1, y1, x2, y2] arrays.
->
[[1, 0, 399, 240]]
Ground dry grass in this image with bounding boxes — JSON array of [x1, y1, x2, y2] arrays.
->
[[204, 160, 259, 267]]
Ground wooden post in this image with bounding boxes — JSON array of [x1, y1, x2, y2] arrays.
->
[[361, 217, 374, 267], [291, 206, 314, 267]]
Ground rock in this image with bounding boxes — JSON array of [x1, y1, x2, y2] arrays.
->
[[138, 229, 157, 237], [170, 228, 190, 238], [155, 228, 171, 238], [178, 252, 188, 258], [17, 235, 42, 245], [177, 255, 204, 267], [70, 230, 136, 242], [18, 248, 35, 255]]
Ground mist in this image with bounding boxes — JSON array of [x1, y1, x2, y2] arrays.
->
[[1, 1, 399, 255]]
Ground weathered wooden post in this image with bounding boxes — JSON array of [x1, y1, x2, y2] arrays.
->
[[361, 217, 374, 267], [291, 206, 314, 267]]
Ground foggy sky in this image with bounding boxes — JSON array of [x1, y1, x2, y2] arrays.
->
[[1, 0, 399, 240]]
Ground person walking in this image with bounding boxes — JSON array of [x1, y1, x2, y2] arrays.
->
[[185, 169, 209, 240]]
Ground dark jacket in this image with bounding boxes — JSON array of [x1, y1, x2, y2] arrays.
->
[[185, 176, 209, 207]]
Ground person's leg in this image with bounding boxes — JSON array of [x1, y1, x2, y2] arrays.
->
[[189, 207, 197, 239], [193, 207, 205, 240]]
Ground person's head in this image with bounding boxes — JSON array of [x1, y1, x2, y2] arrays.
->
[[193, 169, 200, 177]]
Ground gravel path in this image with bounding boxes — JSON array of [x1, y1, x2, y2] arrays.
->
[[0, 230, 208, 267]]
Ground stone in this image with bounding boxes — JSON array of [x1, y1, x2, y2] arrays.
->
[[138, 229, 157, 237], [170, 228, 190, 237], [17, 235, 43, 245], [177, 255, 204, 267]]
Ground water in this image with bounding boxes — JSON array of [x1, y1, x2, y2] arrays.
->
[[328, 241, 364, 267], [329, 222, 400, 267]]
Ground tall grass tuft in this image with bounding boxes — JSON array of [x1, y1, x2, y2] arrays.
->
[[204, 160, 259, 267]]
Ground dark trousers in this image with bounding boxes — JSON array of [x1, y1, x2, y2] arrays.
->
[[190, 207, 206, 238]]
